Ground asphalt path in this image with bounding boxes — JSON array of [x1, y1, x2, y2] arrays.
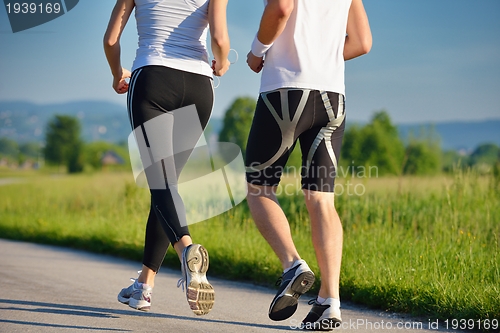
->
[[0, 239, 462, 333]]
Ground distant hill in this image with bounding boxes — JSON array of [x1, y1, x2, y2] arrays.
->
[[0, 100, 130, 143], [1, 100, 499, 151], [398, 121, 500, 151]]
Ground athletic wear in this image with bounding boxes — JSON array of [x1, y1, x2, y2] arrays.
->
[[177, 244, 215, 315], [245, 89, 345, 192], [247, 1, 351, 190], [121, 0, 216, 316], [302, 298, 342, 331], [132, 0, 213, 77], [268, 259, 315, 321], [127, 66, 214, 270], [260, 0, 352, 94], [118, 280, 153, 311]]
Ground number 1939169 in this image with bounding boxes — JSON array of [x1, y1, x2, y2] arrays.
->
[[6, 3, 61, 14], [444, 319, 498, 330]]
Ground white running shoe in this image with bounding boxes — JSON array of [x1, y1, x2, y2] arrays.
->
[[117, 279, 153, 311], [177, 244, 215, 315]]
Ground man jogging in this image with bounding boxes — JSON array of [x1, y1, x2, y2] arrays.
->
[[245, 0, 371, 329]]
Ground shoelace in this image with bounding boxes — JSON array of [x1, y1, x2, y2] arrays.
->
[[177, 277, 185, 291], [275, 277, 283, 286], [177, 250, 187, 292], [128, 270, 142, 284]]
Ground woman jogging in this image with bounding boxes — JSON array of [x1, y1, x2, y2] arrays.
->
[[103, 0, 230, 315]]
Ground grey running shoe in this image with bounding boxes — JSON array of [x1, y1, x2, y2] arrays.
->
[[177, 244, 214, 315], [117, 280, 152, 311], [268, 259, 315, 321], [301, 298, 342, 331]]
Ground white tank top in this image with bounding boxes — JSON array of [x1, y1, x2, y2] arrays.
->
[[260, 0, 352, 95], [132, 0, 213, 77]]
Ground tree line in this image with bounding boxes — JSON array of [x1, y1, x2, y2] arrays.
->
[[0, 97, 498, 175], [0, 115, 129, 173], [219, 97, 500, 176]]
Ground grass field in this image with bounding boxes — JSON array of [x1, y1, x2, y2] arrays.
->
[[0, 168, 498, 322]]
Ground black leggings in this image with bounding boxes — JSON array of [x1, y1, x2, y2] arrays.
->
[[127, 65, 213, 272]]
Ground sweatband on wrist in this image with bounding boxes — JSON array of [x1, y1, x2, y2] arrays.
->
[[251, 35, 273, 57]]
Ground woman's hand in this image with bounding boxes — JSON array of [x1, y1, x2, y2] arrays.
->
[[113, 68, 131, 94], [212, 59, 230, 77]]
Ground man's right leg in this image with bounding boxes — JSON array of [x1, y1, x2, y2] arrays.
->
[[245, 90, 319, 321], [247, 183, 315, 321], [246, 183, 300, 270]]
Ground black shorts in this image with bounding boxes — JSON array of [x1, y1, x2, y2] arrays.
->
[[245, 88, 345, 192]]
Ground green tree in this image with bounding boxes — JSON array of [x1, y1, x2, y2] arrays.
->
[[84, 141, 129, 170], [44, 115, 84, 173], [403, 142, 441, 175], [469, 143, 499, 167], [68, 141, 84, 173], [19, 142, 41, 158], [341, 111, 405, 176], [442, 150, 464, 173], [403, 126, 441, 175], [219, 97, 256, 155], [0, 137, 19, 157]]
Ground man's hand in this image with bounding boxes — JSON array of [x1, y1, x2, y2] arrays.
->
[[247, 52, 264, 73]]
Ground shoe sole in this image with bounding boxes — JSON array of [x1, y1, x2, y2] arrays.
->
[[269, 270, 315, 321], [117, 295, 130, 304], [128, 298, 151, 311], [185, 244, 215, 315], [118, 294, 151, 311]]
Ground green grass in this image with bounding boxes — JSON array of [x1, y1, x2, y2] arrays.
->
[[0, 168, 498, 322], [336, 173, 500, 320]]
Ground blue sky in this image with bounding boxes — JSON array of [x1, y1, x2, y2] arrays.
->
[[0, 1, 499, 124]]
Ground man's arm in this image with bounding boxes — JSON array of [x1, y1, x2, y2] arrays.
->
[[247, 0, 294, 73], [255, 0, 294, 45], [344, 0, 372, 61]]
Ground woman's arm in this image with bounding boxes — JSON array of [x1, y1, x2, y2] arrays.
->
[[103, 0, 135, 94], [344, 0, 372, 61], [208, 0, 230, 77]]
